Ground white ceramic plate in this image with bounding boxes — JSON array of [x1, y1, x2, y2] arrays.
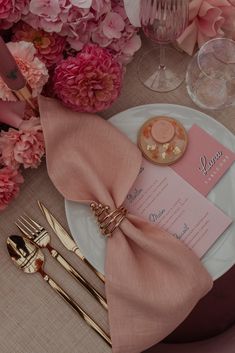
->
[[65, 104, 235, 280]]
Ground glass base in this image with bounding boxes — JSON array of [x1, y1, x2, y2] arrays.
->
[[137, 46, 188, 92]]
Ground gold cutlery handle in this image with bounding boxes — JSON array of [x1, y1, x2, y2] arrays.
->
[[37, 200, 105, 283], [40, 269, 111, 347], [48, 245, 108, 310]]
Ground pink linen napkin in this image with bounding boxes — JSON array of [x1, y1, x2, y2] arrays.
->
[[39, 96, 213, 353]]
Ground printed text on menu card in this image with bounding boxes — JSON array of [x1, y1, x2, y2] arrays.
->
[[124, 159, 232, 257], [172, 125, 235, 196]]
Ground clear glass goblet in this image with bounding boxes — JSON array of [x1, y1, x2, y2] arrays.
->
[[138, 0, 189, 92], [186, 38, 235, 110]]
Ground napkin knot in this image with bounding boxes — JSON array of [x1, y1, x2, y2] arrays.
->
[[90, 201, 127, 237]]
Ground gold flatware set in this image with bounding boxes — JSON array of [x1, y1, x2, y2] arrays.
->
[[7, 202, 111, 347], [38, 201, 105, 283]]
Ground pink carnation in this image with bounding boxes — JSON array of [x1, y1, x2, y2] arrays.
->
[[177, 0, 235, 55], [0, 117, 45, 169], [53, 44, 123, 112], [0, 41, 48, 101], [0, 167, 24, 210], [12, 22, 66, 67], [0, 0, 29, 29]]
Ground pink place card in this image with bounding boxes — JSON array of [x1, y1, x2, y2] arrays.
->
[[171, 124, 235, 196], [124, 159, 232, 258]]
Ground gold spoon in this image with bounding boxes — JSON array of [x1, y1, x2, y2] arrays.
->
[[7, 235, 111, 346]]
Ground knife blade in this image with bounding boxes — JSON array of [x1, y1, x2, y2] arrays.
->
[[37, 200, 105, 283]]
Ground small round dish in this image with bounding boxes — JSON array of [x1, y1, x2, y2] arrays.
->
[[138, 116, 188, 165]]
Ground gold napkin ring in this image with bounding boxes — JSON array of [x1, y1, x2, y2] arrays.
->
[[90, 202, 127, 237]]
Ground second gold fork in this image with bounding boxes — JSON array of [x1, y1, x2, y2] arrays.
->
[[16, 215, 108, 310]]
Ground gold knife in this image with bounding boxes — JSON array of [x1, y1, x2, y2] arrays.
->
[[37, 200, 105, 283]]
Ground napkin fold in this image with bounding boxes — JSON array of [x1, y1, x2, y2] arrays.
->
[[39, 96, 213, 353]]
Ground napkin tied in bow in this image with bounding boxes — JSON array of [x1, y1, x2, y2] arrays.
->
[[39, 96, 213, 353]]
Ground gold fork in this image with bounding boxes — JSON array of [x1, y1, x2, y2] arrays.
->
[[16, 215, 108, 310]]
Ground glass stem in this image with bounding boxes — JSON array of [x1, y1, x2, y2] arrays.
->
[[159, 45, 166, 70]]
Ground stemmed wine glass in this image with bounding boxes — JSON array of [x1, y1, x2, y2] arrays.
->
[[138, 0, 189, 92]]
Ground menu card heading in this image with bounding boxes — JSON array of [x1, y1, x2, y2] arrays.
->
[[172, 125, 235, 196]]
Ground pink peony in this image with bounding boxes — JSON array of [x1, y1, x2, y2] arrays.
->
[[0, 117, 45, 169], [177, 0, 235, 55], [0, 167, 24, 210], [12, 22, 66, 67], [0, 41, 49, 101], [0, 0, 29, 29], [53, 44, 123, 112]]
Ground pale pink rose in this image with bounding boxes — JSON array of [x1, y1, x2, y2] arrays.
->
[[53, 44, 123, 112], [0, 167, 24, 210], [102, 12, 125, 39], [0, 41, 48, 101], [0, 117, 45, 169], [177, 0, 235, 55]]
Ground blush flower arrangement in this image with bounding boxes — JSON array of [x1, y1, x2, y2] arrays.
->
[[0, 0, 141, 210], [177, 0, 235, 55], [0, 40, 47, 210]]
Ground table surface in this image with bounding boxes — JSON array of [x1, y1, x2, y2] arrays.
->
[[0, 38, 234, 353]]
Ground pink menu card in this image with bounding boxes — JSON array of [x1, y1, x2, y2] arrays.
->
[[124, 159, 232, 258], [172, 125, 235, 196]]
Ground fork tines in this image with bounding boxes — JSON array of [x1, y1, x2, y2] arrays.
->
[[15, 214, 43, 239]]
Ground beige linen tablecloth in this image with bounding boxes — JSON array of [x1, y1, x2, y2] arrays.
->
[[0, 39, 234, 353]]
